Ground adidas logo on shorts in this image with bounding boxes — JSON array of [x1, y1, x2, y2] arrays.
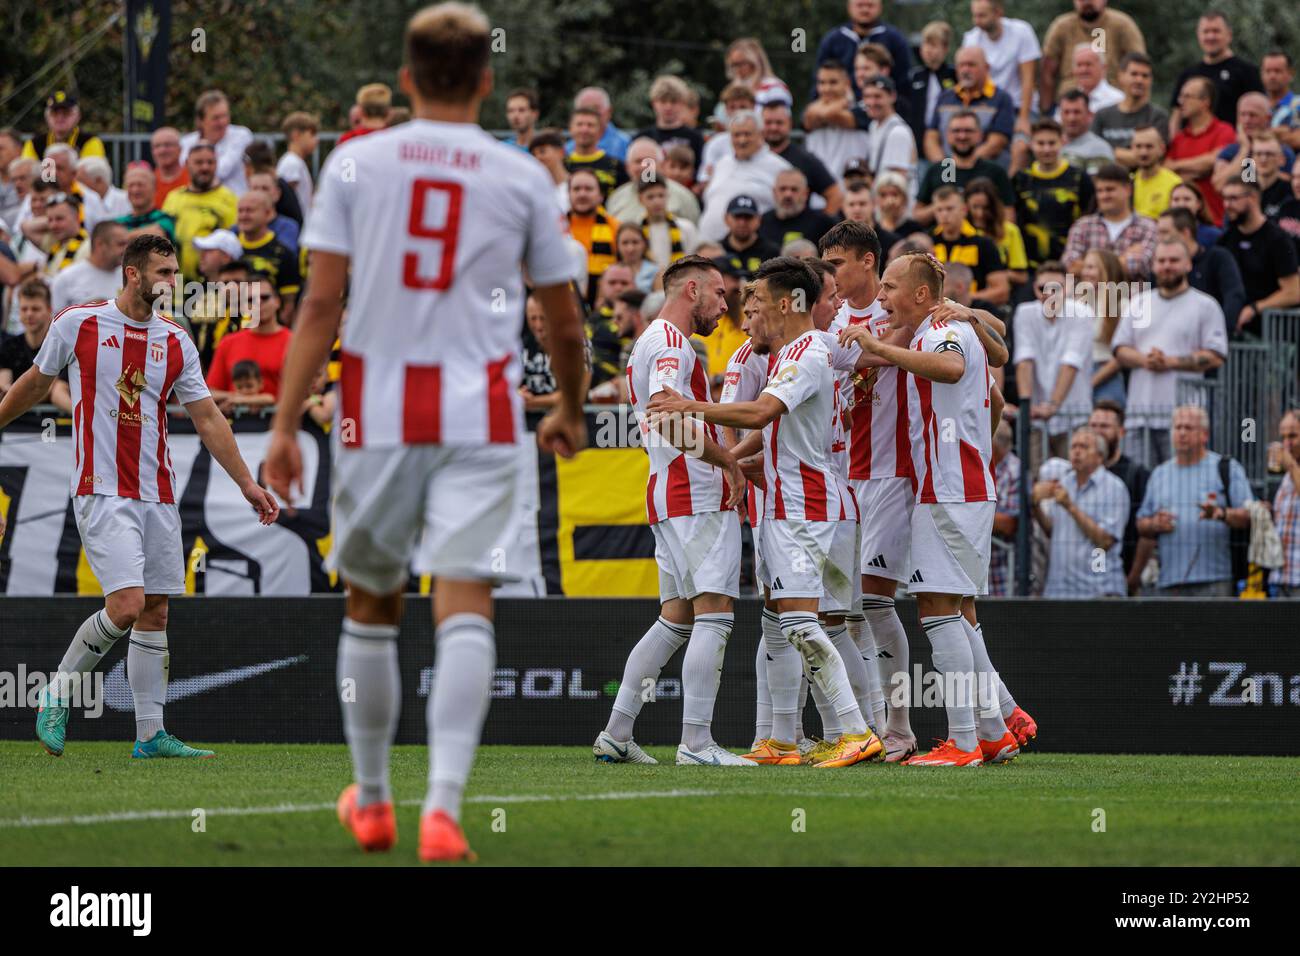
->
[[909, 569, 924, 584], [867, 553, 888, 569]]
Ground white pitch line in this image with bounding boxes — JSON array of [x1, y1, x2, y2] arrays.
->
[[0, 790, 722, 830]]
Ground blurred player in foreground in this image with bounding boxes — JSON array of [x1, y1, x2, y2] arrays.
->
[[0, 234, 279, 760], [265, 2, 587, 862]]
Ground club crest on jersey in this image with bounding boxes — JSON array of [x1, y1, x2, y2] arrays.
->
[[150, 342, 164, 363], [115, 367, 147, 407]]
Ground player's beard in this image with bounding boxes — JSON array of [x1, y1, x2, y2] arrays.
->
[[691, 300, 722, 336]]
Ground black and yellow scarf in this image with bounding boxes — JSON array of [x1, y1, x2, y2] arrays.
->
[[643, 213, 684, 263]]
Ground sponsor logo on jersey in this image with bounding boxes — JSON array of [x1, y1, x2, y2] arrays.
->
[[124, 328, 149, 342], [724, 370, 741, 387], [114, 367, 147, 407], [656, 356, 679, 375]]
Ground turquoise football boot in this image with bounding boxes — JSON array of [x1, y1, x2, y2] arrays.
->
[[131, 731, 215, 759], [35, 685, 70, 757]]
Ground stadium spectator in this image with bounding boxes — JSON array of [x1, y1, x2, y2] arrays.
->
[[1217, 179, 1300, 336], [1251, 133, 1295, 221], [1213, 93, 1296, 187], [4, 181, 50, 313], [224, 359, 276, 413], [699, 84, 757, 185], [528, 129, 571, 213], [635, 76, 705, 170], [915, 110, 1014, 225], [1040, 0, 1146, 113], [812, 0, 912, 98], [1262, 51, 1300, 148], [1065, 45, 1123, 116], [1092, 52, 1168, 166], [717, 194, 779, 277], [1062, 163, 1157, 277], [585, 264, 634, 387], [242, 141, 303, 228], [1276, 164, 1300, 249], [0, 129, 25, 226], [179, 90, 253, 197], [20, 90, 106, 162], [1015, 259, 1096, 469], [1130, 126, 1182, 219], [1166, 77, 1237, 225], [386, 106, 412, 128], [802, 60, 871, 190], [206, 274, 292, 405], [1168, 180, 1223, 247], [714, 38, 791, 129], [114, 166, 175, 243], [614, 288, 649, 343], [1137, 405, 1253, 596], [760, 101, 842, 214], [520, 289, 593, 410], [0, 281, 55, 397], [235, 190, 301, 323], [614, 222, 657, 292], [1089, 398, 1150, 590], [503, 88, 539, 152], [50, 220, 126, 314], [568, 168, 619, 306], [875, 172, 924, 238], [861, 76, 915, 189], [1013, 118, 1095, 269], [988, 419, 1021, 596], [1112, 240, 1226, 462], [1034, 427, 1130, 597], [1076, 248, 1127, 405], [40, 194, 90, 276], [246, 171, 300, 253], [965, 176, 1028, 288], [1058, 89, 1115, 175], [930, 186, 1008, 306], [277, 112, 319, 224], [904, 20, 956, 150], [1169, 11, 1262, 127], [925, 46, 1014, 164], [149, 127, 188, 209], [188, 256, 252, 373], [759, 169, 837, 250], [1269, 410, 1300, 596], [661, 144, 698, 192], [43, 144, 107, 232], [964, 0, 1040, 151], [1157, 206, 1246, 333], [163, 142, 237, 279], [77, 157, 130, 220], [336, 84, 392, 145], [699, 112, 790, 244], [636, 174, 698, 267], [568, 87, 631, 162], [605, 139, 701, 225], [567, 106, 626, 198]]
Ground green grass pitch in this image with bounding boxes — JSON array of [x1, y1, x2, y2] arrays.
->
[[2, 742, 1297, 866]]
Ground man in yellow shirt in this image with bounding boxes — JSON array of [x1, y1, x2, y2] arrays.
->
[[20, 91, 106, 162], [1131, 125, 1182, 219], [162, 142, 237, 280]]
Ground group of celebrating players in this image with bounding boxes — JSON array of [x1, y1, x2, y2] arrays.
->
[[594, 222, 1037, 770]]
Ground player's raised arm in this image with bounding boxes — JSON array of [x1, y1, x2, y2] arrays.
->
[[266, 249, 348, 498], [533, 282, 588, 459]]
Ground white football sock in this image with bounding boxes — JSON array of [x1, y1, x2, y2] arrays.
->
[[808, 679, 842, 741], [606, 616, 691, 740], [763, 610, 801, 744], [962, 618, 1011, 740], [920, 614, 977, 752], [826, 621, 874, 735], [782, 612, 865, 736], [754, 609, 779, 742], [845, 613, 887, 733], [681, 612, 732, 751], [425, 613, 496, 823], [863, 595, 912, 738], [127, 629, 168, 741], [794, 674, 809, 740], [52, 609, 128, 702], [338, 619, 401, 807]]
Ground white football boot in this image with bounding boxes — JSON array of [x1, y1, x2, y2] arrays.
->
[[593, 730, 657, 764], [675, 743, 759, 766]]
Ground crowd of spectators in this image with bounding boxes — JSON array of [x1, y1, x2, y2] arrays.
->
[[3, 0, 1300, 596]]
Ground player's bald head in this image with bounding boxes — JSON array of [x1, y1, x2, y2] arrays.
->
[[404, 2, 491, 103]]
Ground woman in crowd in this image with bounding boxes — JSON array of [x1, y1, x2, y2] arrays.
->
[[712, 38, 790, 128], [965, 176, 1029, 292], [1077, 248, 1127, 406], [874, 172, 924, 239], [1169, 182, 1223, 249], [615, 222, 659, 293]]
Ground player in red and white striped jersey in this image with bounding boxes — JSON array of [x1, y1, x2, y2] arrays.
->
[[0, 234, 279, 760], [842, 252, 1019, 767], [265, 4, 588, 861], [595, 255, 751, 768], [650, 257, 882, 769]]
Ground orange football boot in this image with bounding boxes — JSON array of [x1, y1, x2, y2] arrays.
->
[[978, 731, 1020, 764], [337, 783, 397, 852], [741, 738, 803, 765], [903, 739, 983, 767], [419, 810, 477, 863], [1005, 707, 1038, 748]]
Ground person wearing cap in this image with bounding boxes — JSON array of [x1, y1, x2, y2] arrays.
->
[[193, 229, 243, 282], [163, 141, 238, 279], [114, 165, 175, 243], [759, 99, 842, 214], [861, 74, 917, 195], [20, 91, 106, 162], [719, 195, 780, 277], [179, 90, 253, 197], [699, 110, 791, 243], [336, 84, 393, 145]]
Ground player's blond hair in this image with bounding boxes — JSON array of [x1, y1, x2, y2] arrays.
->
[[405, 2, 491, 103], [355, 84, 392, 118], [897, 250, 945, 301]]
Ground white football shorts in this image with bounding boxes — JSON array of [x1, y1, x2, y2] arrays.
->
[[74, 494, 185, 595], [652, 509, 741, 602], [906, 500, 994, 596]]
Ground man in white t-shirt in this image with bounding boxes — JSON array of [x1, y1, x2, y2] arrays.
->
[[265, 3, 588, 864], [861, 76, 916, 196], [50, 220, 127, 314], [699, 111, 791, 243], [179, 90, 253, 197], [804, 60, 871, 190], [964, 0, 1042, 170], [276, 111, 319, 226], [1112, 240, 1227, 462]]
